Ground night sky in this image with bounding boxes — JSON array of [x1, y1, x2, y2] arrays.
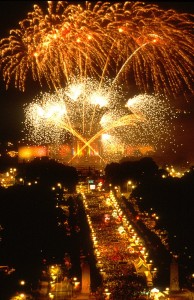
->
[[0, 1, 194, 166]]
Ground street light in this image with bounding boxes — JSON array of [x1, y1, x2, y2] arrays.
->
[[104, 288, 111, 299], [19, 178, 24, 185], [72, 277, 80, 298], [127, 180, 132, 193], [20, 280, 25, 286]]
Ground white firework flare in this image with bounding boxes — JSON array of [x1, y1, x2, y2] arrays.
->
[[24, 77, 175, 162]]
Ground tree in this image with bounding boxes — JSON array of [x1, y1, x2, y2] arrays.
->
[[17, 157, 79, 191]]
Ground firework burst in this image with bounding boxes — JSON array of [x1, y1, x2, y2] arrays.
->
[[0, 1, 193, 98], [24, 77, 175, 163]]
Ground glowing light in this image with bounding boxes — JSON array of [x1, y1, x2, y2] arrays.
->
[[90, 93, 108, 108], [65, 84, 84, 101], [101, 134, 111, 141]]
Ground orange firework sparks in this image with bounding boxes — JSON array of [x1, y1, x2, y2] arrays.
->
[[0, 1, 193, 98]]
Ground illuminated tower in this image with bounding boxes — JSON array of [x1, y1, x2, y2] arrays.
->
[[170, 256, 180, 292], [81, 260, 90, 295]]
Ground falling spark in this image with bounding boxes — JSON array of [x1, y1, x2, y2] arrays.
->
[[0, 1, 193, 98]]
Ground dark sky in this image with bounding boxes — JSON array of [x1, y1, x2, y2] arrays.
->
[[0, 1, 194, 165]]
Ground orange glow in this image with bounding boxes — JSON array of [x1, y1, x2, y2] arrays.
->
[[125, 145, 154, 155], [18, 146, 48, 161], [59, 145, 71, 156]]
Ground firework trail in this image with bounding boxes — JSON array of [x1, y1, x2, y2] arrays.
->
[[0, 1, 193, 98]]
